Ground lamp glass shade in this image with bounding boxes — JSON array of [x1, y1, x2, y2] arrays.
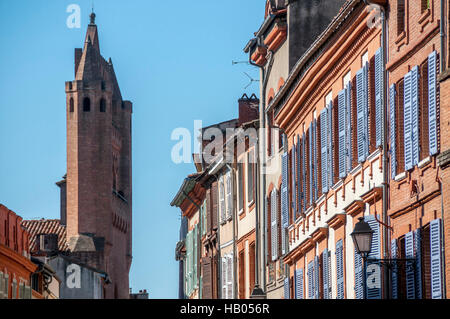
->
[[352, 232, 372, 255], [350, 217, 374, 257]]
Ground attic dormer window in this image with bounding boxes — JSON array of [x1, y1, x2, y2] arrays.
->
[[83, 97, 91, 112]]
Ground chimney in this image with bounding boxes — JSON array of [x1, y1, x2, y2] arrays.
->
[[238, 93, 259, 126]]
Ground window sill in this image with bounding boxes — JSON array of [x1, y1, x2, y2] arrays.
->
[[418, 156, 431, 168], [418, 9, 432, 32], [247, 200, 255, 208], [394, 171, 407, 182], [238, 208, 244, 216], [395, 31, 407, 51]]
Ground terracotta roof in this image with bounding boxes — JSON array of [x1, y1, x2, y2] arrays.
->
[[21, 219, 69, 252]]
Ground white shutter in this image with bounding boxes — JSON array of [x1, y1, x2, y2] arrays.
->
[[227, 254, 233, 299], [271, 189, 278, 261], [0, 272, 4, 299], [219, 176, 225, 224], [222, 257, 227, 299], [226, 171, 233, 220]]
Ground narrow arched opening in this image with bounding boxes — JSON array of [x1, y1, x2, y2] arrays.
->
[[83, 97, 91, 112], [100, 98, 106, 112]]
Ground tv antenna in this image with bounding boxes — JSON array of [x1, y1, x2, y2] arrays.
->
[[243, 72, 259, 89], [232, 60, 249, 65]]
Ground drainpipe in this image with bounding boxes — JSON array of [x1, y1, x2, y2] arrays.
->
[[364, 0, 390, 299], [436, 167, 447, 298], [247, 41, 274, 297]]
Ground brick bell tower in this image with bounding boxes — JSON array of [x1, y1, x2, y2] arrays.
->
[[64, 12, 132, 299]]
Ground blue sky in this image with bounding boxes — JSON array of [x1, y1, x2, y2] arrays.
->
[[0, 0, 263, 298]]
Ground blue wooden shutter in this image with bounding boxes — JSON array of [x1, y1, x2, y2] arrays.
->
[[354, 248, 363, 299], [321, 108, 329, 193], [295, 268, 304, 299], [414, 228, 423, 299], [430, 218, 443, 299], [281, 152, 289, 229], [302, 132, 307, 212], [365, 215, 381, 299], [307, 123, 314, 205], [411, 66, 420, 166], [391, 239, 398, 299], [364, 63, 369, 158], [404, 71, 413, 170], [338, 89, 347, 178], [405, 231, 415, 299], [313, 118, 318, 201], [281, 151, 289, 255], [314, 255, 320, 299], [265, 196, 269, 263], [323, 249, 329, 299], [328, 101, 334, 188], [307, 261, 314, 299], [390, 84, 397, 179], [297, 135, 302, 216], [356, 68, 366, 162], [336, 240, 344, 299], [375, 47, 383, 147], [291, 146, 296, 218], [284, 277, 290, 299], [428, 51, 438, 155], [346, 83, 353, 172], [271, 189, 278, 261]]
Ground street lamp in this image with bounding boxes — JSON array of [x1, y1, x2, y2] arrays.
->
[[351, 217, 374, 258], [250, 284, 266, 299], [351, 217, 374, 299]]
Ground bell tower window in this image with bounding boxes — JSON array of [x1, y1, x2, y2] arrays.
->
[[69, 98, 74, 112], [83, 97, 91, 112], [100, 98, 106, 112]]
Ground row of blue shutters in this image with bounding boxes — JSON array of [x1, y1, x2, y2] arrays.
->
[[280, 49, 439, 228], [283, 217, 443, 299]]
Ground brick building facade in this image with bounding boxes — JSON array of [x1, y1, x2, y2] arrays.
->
[[171, 0, 450, 299]]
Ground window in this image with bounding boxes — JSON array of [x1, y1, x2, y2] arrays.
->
[[391, 220, 442, 299], [219, 175, 225, 223], [200, 200, 207, 236], [249, 242, 256, 295], [238, 163, 244, 213], [100, 98, 106, 112], [396, 78, 406, 174], [362, 51, 369, 67], [69, 98, 74, 112], [247, 150, 255, 204], [397, 0, 406, 35], [83, 97, 90, 112], [419, 60, 429, 161], [221, 254, 234, 299], [268, 110, 274, 157], [225, 170, 233, 220], [238, 250, 245, 299], [343, 72, 351, 88], [421, 0, 430, 12]]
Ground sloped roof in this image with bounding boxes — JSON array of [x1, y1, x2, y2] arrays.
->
[[21, 219, 69, 252]]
